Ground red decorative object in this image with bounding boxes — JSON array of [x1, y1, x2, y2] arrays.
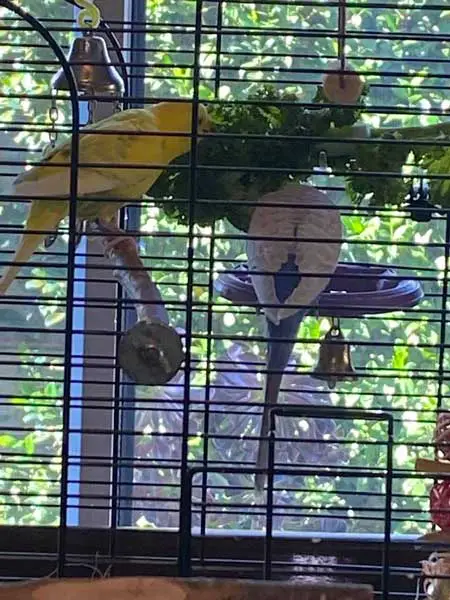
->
[[430, 480, 450, 531], [435, 412, 450, 461]]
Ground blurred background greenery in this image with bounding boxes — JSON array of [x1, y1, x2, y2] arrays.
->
[[0, 0, 448, 534]]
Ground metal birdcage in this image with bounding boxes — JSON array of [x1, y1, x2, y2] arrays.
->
[[0, 0, 449, 599]]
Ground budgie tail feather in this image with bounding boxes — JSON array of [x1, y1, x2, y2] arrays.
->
[[273, 252, 302, 303], [254, 257, 306, 491], [0, 201, 65, 295], [255, 309, 307, 492]]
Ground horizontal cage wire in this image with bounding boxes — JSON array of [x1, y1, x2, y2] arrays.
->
[[0, 0, 449, 598]]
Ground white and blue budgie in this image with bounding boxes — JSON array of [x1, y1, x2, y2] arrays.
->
[[247, 182, 343, 491]]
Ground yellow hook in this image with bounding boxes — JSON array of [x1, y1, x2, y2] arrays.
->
[[75, 0, 101, 29]]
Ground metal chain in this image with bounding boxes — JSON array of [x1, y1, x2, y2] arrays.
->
[[42, 95, 59, 157]]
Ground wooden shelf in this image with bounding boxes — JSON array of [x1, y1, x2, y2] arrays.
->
[[415, 458, 450, 474], [0, 577, 374, 600]]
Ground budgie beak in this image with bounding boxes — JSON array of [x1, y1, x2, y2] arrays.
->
[[254, 308, 307, 492]]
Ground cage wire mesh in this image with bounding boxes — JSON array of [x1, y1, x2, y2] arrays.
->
[[0, 0, 449, 597]]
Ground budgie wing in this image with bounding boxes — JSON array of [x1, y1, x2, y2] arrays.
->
[[247, 183, 343, 324], [13, 109, 160, 199]]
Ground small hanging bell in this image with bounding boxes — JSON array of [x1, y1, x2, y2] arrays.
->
[[312, 319, 357, 389], [51, 31, 124, 97]]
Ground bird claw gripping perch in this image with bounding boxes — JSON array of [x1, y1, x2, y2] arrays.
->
[[87, 219, 183, 386]]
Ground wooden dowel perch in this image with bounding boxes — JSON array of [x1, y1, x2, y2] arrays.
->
[[87, 220, 183, 386], [0, 576, 374, 600], [415, 458, 450, 475], [418, 531, 450, 543]]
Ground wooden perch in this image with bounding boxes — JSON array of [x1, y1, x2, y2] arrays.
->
[[418, 531, 450, 544], [87, 220, 183, 386], [415, 458, 450, 475], [0, 576, 374, 600]]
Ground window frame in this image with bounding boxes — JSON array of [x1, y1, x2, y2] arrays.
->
[[0, 0, 442, 583], [75, 0, 137, 530], [0, 524, 428, 590]]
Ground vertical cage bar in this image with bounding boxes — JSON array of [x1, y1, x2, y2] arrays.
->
[[179, 467, 195, 576], [108, 0, 133, 565], [0, 0, 83, 572], [113, 0, 147, 532], [214, 0, 223, 97], [381, 415, 394, 600], [435, 212, 449, 415], [76, 0, 128, 532], [58, 56, 79, 586], [178, 0, 204, 569], [197, 0, 224, 556], [428, 211, 450, 542], [264, 425, 276, 580], [199, 226, 217, 565]]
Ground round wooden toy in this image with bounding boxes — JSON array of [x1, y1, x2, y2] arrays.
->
[[322, 60, 364, 104], [118, 318, 183, 386]]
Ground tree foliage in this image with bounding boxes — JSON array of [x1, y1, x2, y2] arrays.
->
[[0, 0, 448, 536]]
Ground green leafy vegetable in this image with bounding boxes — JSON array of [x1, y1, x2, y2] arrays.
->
[[148, 84, 367, 231], [148, 83, 450, 230]]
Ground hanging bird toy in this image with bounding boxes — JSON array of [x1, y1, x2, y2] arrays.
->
[[312, 318, 357, 389], [322, 0, 364, 105]]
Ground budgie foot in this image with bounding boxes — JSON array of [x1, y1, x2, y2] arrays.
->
[[44, 232, 58, 249]]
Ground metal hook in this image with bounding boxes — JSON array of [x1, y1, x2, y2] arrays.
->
[[75, 0, 101, 30], [331, 316, 340, 331]]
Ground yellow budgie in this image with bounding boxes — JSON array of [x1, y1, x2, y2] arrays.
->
[[0, 101, 212, 295]]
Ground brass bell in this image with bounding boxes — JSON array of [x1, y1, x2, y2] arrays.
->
[[51, 31, 124, 97], [312, 319, 357, 389]]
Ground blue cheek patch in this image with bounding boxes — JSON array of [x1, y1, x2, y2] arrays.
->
[[273, 252, 302, 304]]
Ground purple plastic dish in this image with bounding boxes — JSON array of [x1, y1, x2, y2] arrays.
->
[[214, 262, 424, 318]]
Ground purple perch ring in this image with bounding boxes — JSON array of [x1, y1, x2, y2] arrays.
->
[[214, 262, 424, 317]]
